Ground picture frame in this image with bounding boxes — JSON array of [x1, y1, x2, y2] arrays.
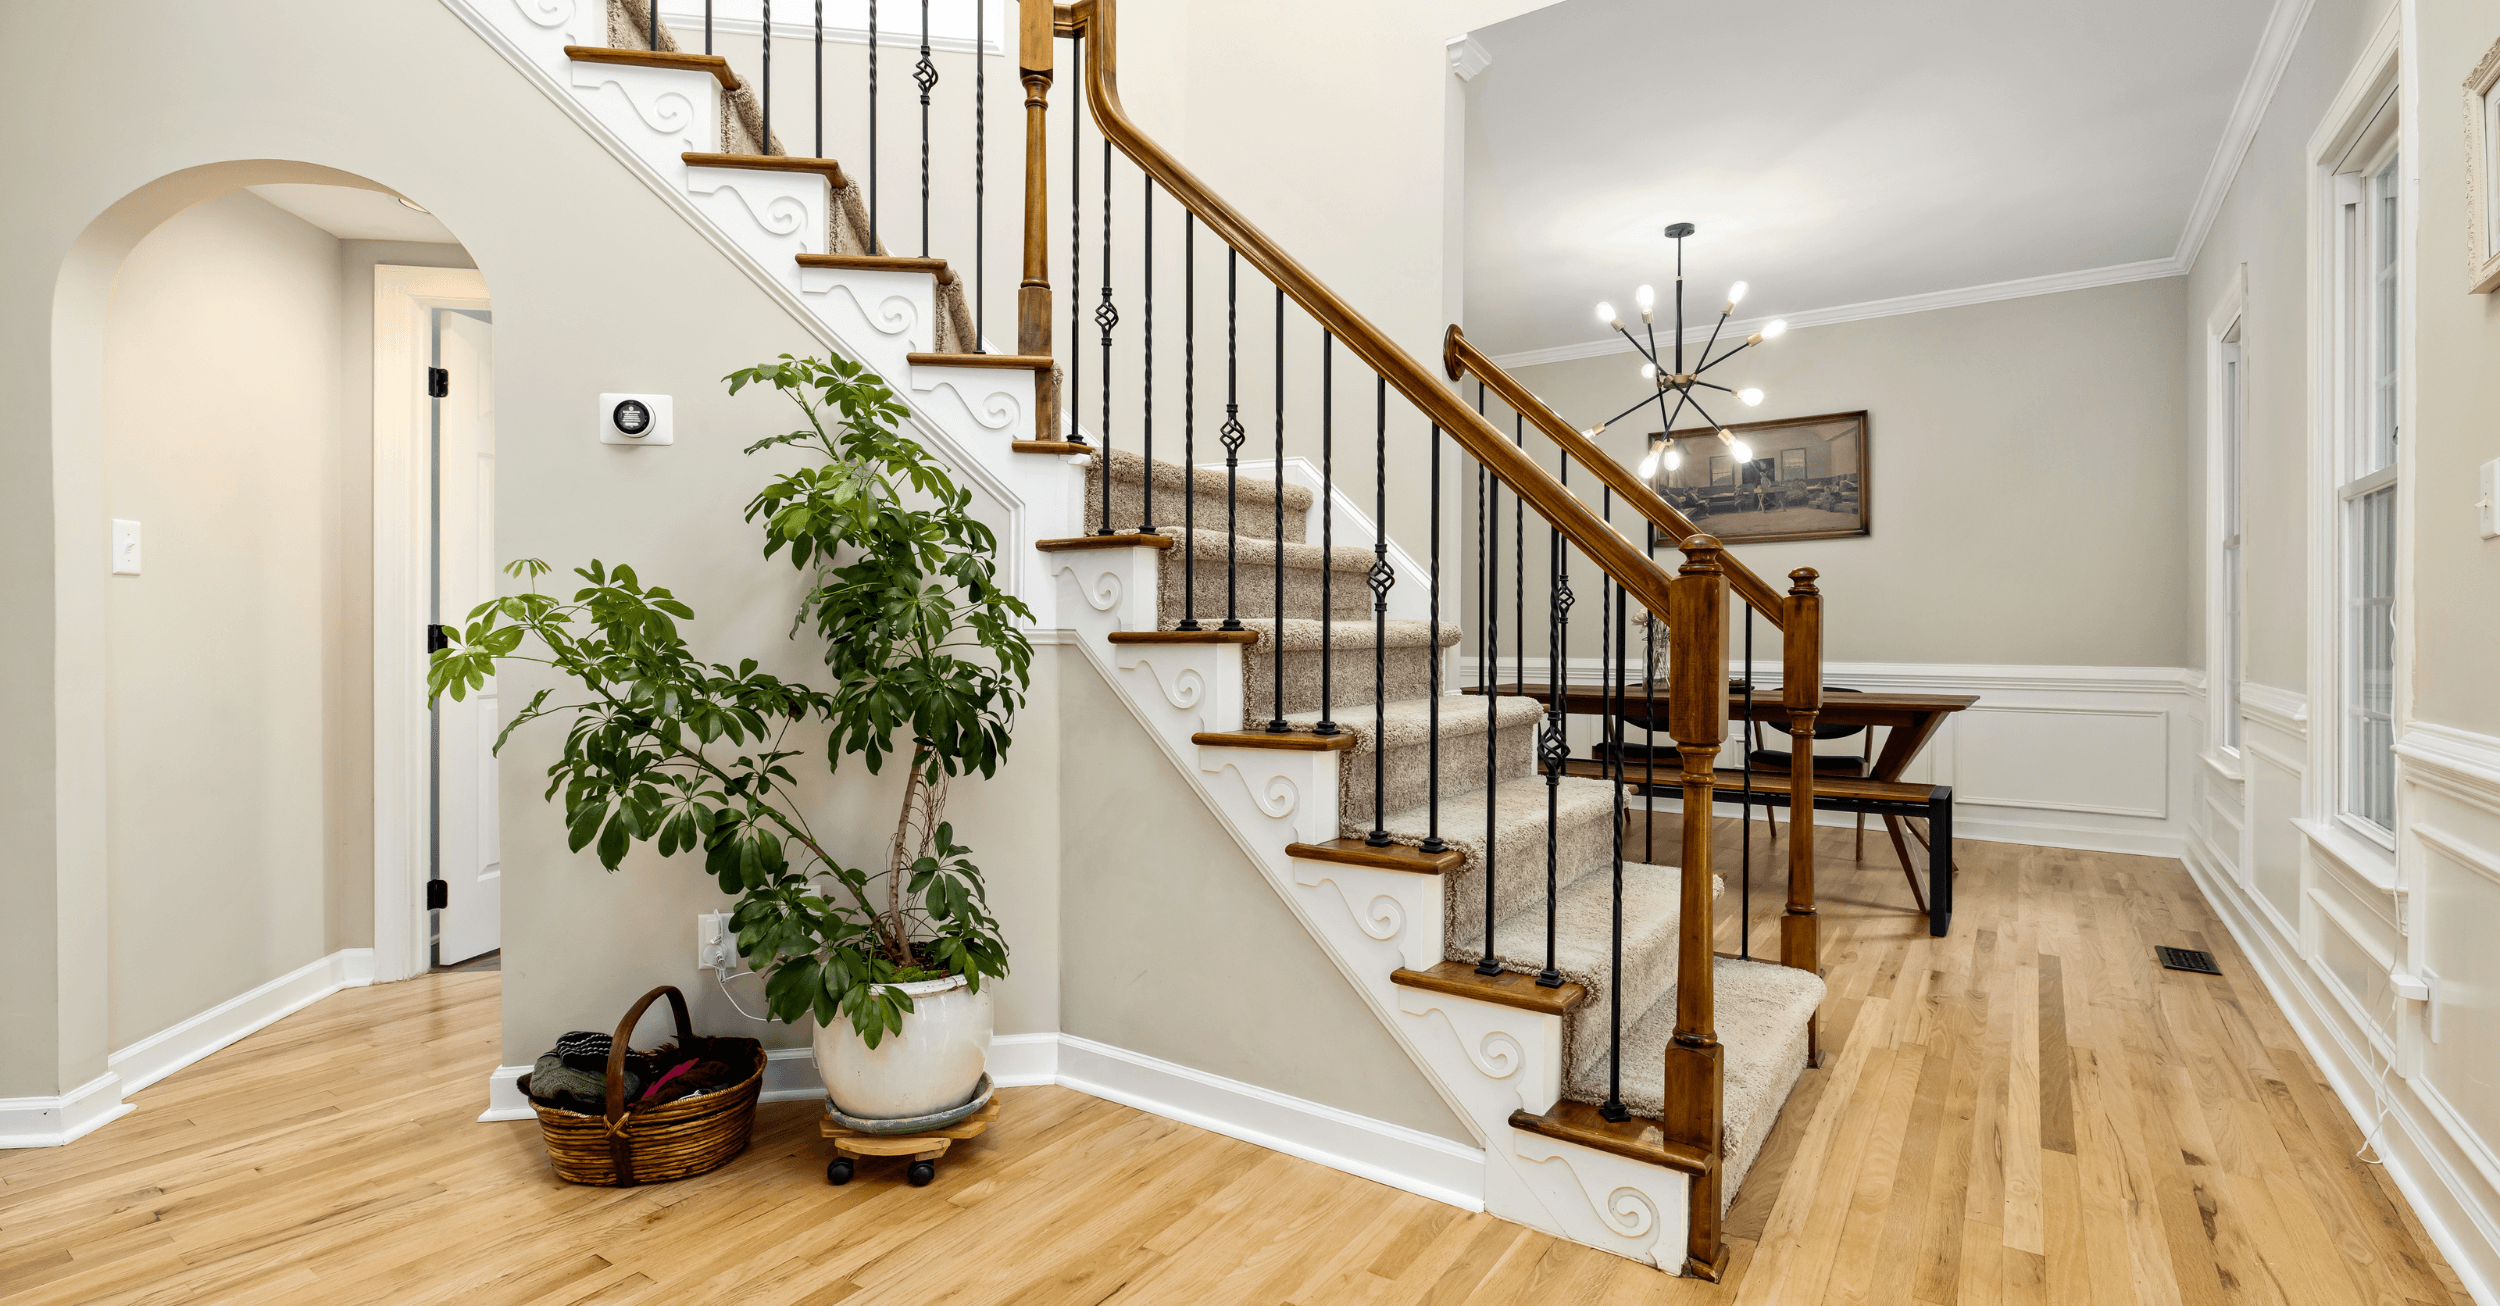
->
[[2465, 34, 2500, 293], [1651, 409, 1869, 544]]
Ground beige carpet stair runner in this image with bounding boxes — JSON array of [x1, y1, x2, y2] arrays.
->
[[1091, 450, 1823, 1209]]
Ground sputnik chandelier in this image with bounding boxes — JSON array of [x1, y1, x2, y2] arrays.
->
[[1582, 222, 1787, 481]]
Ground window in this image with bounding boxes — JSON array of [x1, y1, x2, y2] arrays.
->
[[2335, 143, 2401, 838], [1779, 447, 1807, 480], [2219, 325, 2244, 751]]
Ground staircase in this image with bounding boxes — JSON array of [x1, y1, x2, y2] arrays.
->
[[450, 0, 1831, 1276]]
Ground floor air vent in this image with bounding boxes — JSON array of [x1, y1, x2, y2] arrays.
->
[[2156, 946, 2221, 975]]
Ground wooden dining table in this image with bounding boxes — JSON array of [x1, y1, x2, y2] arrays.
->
[[1464, 682, 1978, 934]]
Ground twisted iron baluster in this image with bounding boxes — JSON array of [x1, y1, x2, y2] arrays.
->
[[1218, 249, 1243, 632], [1266, 286, 1287, 734], [812, 3, 821, 157], [1538, 448, 1569, 990], [973, 0, 982, 348], [1178, 215, 1199, 629], [1093, 139, 1116, 534], [868, 0, 878, 249], [1424, 421, 1445, 856], [761, 0, 772, 152], [1365, 376, 1393, 844], [916, 0, 935, 256], [1314, 331, 1336, 736], [1513, 412, 1524, 701]]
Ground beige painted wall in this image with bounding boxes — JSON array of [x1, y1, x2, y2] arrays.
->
[[2182, 0, 2391, 699], [102, 191, 342, 1048], [1054, 650, 1470, 1143], [1485, 276, 2194, 668], [2408, 0, 2500, 738]]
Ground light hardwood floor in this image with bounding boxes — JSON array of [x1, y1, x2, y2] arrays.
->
[[0, 827, 2476, 1306]]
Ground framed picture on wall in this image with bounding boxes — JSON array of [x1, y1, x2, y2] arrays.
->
[[2466, 35, 2500, 292], [1651, 410, 1870, 544]]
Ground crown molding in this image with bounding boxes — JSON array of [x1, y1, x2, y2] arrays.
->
[[2175, 0, 2318, 274], [1484, 256, 2185, 369], [1447, 35, 1492, 81]]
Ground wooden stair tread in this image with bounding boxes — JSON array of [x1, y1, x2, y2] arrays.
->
[[1035, 533, 1176, 552], [1108, 629, 1259, 645], [565, 46, 739, 89], [1189, 729, 1359, 752], [1289, 838, 1463, 875], [683, 151, 847, 184], [796, 253, 957, 282], [1509, 1099, 1713, 1175], [1012, 440, 1091, 455], [906, 352, 1055, 370], [1392, 960, 1584, 1014], [1559, 756, 1937, 803]]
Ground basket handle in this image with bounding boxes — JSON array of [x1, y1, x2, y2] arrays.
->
[[601, 985, 693, 1183]]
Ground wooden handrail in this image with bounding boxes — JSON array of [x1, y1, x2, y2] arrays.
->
[[1048, 0, 1678, 620], [1445, 326, 1785, 625]]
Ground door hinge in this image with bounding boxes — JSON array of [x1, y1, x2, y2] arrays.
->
[[426, 623, 451, 653], [425, 879, 449, 910], [427, 367, 449, 399]]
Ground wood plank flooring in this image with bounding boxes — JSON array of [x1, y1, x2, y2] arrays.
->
[[0, 827, 2475, 1305]]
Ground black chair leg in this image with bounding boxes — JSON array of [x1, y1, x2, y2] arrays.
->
[[1928, 789, 1953, 937]]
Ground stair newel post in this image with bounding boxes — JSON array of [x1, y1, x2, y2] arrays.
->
[[1666, 533, 1728, 1282], [1782, 566, 1823, 1066], [1016, 0, 1056, 436]]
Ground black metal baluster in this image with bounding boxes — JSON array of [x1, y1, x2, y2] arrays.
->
[[1645, 521, 1658, 863], [651, 0, 660, 49], [1138, 175, 1155, 532], [1266, 287, 1287, 734], [1066, 36, 1079, 440], [973, 0, 984, 349], [1218, 249, 1243, 632], [1425, 422, 1445, 856], [1366, 377, 1392, 844], [1604, 528, 1630, 1123], [1093, 139, 1115, 534], [1178, 215, 1199, 630], [868, 0, 878, 249], [916, 0, 934, 255], [1514, 415, 1525, 706], [761, 0, 773, 152], [1474, 447, 1498, 977], [1742, 604, 1755, 960], [813, 2, 822, 157], [1314, 331, 1336, 737], [705, 0, 714, 52], [1538, 449, 1569, 990]]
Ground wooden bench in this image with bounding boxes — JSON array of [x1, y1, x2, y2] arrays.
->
[[1561, 757, 1955, 937]]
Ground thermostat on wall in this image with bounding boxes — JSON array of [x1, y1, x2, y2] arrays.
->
[[599, 393, 673, 446]]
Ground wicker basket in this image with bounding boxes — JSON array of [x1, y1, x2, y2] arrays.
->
[[518, 985, 765, 1186]]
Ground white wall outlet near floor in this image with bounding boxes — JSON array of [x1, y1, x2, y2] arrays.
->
[[599, 393, 673, 446], [110, 519, 141, 575], [696, 912, 734, 971]]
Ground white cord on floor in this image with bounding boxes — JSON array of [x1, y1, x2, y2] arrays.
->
[[715, 964, 775, 1022], [2355, 988, 2400, 1165]]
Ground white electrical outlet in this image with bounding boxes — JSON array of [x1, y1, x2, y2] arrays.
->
[[696, 912, 735, 971], [2480, 459, 2498, 539]]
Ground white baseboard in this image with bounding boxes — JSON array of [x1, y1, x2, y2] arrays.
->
[[0, 1073, 135, 1149], [2, 948, 375, 1149], [110, 948, 376, 1096], [475, 1029, 1486, 1210], [2182, 839, 2500, 1306]]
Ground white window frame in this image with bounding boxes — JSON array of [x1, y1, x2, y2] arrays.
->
[[2203, 267, 2249, 768], [2300, 12, 2410, 885]]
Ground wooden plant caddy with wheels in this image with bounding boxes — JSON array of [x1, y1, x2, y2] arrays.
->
[[821, 1098, 1001, 1187]]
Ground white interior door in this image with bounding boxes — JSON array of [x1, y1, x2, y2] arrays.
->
[[434, 310, 500, 964]]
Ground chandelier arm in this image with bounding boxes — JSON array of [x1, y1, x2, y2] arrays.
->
[[1597, 389, 1668, 433], [1686, 379, 1734, 395], [1656, 389, 1692, 436], [1614, 324, 1662, 369], [1683, 392, 1729, 433], [1696, 306, 1730, 368], [1695, 337, 1756, 374]]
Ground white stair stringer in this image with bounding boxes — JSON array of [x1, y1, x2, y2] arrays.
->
[[1049, 541, 1694, 1271], [443, 0, 1081, 623]]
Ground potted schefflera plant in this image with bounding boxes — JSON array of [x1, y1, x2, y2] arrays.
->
[[427, 353, 1031, 1124]]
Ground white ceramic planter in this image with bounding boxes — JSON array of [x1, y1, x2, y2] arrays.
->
[[814, 973, 993, 1118]]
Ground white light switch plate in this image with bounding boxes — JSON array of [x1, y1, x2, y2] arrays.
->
[[600, 393, 674, 446], [111, 519, 141, 575], [2480, 459, 2498, 539]]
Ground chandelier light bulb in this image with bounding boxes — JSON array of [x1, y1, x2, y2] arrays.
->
[[1596, 301, 1618, 327], [1762, 319, 1789, 339], [1640, 362, 1656, 380], [1665, 446, 1684, 471], [1727, 280, 1748, 305], [1730, 437, 1754, 461], [1738, 387, 1764, 406], [1638, 444, 1661, 479]]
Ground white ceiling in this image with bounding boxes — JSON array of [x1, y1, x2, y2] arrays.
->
[[246, 184, 460, 243], [1460, 0, 2280, 358]]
